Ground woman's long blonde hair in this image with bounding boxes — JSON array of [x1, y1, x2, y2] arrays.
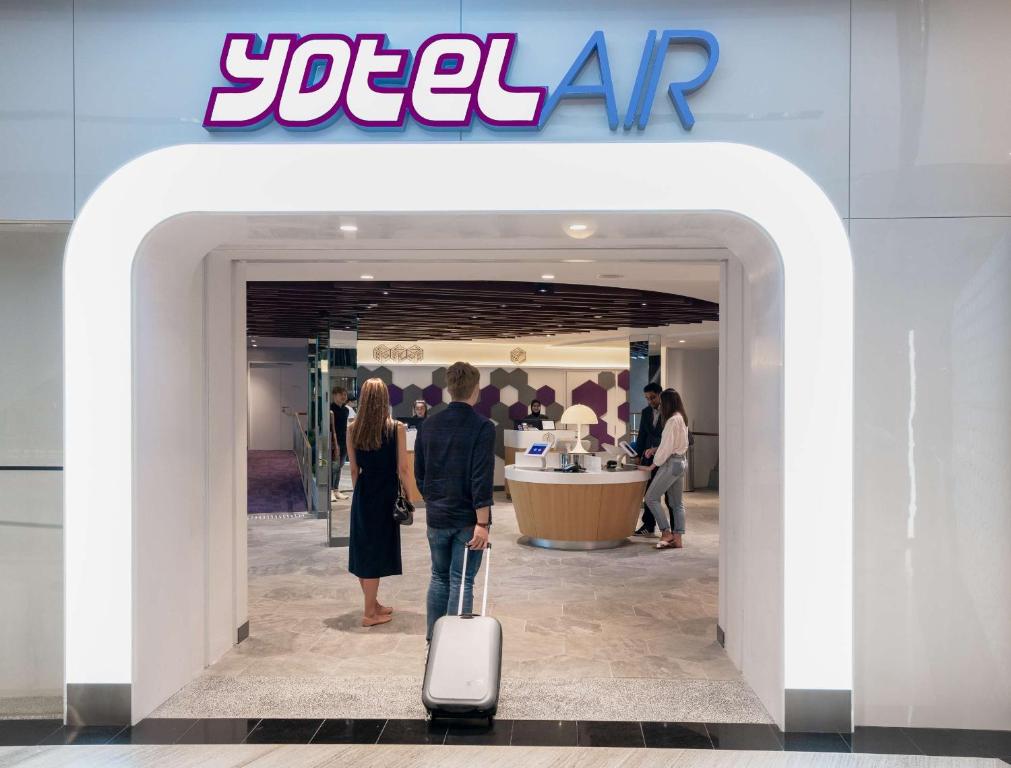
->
[[349, 378, 394, 451]]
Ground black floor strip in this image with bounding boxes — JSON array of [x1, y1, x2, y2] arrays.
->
[[0, 717, 1007, 758]]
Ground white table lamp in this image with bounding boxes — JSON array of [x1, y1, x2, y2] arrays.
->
[[559, 404, 598, 454]]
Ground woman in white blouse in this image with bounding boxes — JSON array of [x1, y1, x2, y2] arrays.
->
[[638, 389, 690, 549]]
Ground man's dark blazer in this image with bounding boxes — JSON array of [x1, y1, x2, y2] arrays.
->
[[633, 405, 662, 464]]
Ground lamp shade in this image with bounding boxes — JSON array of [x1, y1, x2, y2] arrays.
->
[[559, 404, 599, 426]]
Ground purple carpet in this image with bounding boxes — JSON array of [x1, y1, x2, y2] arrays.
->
[[247, 450, 307, 514]]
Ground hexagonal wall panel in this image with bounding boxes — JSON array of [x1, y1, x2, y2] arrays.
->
[[517, 383, 537, 405], [597, 371, 616, 390], [429, 402, 448, 417], [432, 367, 448, 389], [508, 401, 530, 422], [422, 384, 443, 407], [535, 385, 556, 406], [396, 384, 424, 418], [370, 366, 394, 385], [489, 368, 511, 389], [475, 385, 500, 418], [388, 384, 404, 407], [545, 402, 564, 422], [589, 419, 613, 446], [571, 380, 608, 417], [617, 401, 631, 422], [506, 368, 528, 388], [618, 369, 630, 390], [489, 401, 511, 426]]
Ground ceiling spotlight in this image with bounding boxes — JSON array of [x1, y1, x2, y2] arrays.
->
[[382, 290, 389, 295], [562, 258, 594, 263], [593, 315, 603, 319], [360, 274, 374, 280], [340, 224, 358, 232], [564, 221, 596, 240], [541, 274, 555, 280], [679, 339, 686, 343]]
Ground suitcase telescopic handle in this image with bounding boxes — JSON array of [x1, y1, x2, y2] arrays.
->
[[457, 542, 491, 617]]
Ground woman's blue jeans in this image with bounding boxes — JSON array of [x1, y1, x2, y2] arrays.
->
[[426, 526, 484, 641]]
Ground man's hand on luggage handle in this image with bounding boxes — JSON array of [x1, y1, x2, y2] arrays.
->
[[468, 523, 489, 549]]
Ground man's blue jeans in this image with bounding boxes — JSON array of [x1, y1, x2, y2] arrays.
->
[[426, 526, 483, 641]]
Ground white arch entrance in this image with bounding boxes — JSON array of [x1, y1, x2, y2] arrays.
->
[[63, 142, 852, 730]]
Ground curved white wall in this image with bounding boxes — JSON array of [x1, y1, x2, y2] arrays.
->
[[63, 142, 852, 725]]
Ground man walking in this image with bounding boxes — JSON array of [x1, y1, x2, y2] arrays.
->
[[414, 361, 494, 641]]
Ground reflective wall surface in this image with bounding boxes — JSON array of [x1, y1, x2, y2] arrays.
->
[[0, 0, 1009, 729]]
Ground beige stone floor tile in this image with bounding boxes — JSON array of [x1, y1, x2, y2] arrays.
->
[[504, 653, 613, 679]]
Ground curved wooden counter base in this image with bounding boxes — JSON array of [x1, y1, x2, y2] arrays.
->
[[507, 470, 647, 550]]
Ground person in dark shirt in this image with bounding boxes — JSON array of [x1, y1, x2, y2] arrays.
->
[[329, 386, 351, 501], [414, 361, 494, 641], [632, 382, 664, 536], [513, 398, 545, 429], [401, 400, 428, 430]]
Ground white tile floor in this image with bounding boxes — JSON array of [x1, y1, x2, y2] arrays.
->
[[155, 491, 773, 722]]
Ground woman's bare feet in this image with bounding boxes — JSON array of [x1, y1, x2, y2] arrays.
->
[[362, 613, 392, 627], [376, 603, 394, 616]]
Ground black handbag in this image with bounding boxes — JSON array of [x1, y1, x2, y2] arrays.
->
[[394, 487, 414, 526]]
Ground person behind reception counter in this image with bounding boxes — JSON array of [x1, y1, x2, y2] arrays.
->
[[401, 400, 428, 430], [638, 388, 690, 550], [512, 398, 545, 429]]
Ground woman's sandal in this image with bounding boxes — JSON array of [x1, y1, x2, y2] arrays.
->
[[656, 538, 677, 550]]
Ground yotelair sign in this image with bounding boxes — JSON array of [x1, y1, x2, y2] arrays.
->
[[203, 30, 718, 133]]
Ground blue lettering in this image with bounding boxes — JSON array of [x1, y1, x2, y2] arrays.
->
[[638, 29, 719, 131], [540, 30, 618, 130]]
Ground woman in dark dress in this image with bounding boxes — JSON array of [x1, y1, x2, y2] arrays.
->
[[347, 378, 409, 627]]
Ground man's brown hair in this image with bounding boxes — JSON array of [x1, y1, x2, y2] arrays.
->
[[446, 361, 480, 401]]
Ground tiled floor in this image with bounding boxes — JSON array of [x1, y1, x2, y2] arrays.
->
[[1, 718, 1009, 765], [155, 491, 771, 722]]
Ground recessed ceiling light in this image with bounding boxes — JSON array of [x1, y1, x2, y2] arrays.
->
[[360, 274, 374, 280], [593, 315, 603, 319], [382, 290, 389, 295], [568, 223, 588, 232], [641, 302, 647, 306], [679, 339, 686, 343], [340, 224, 358, 232], [541, 274, 555, 280], [562, 259, 594, 263]]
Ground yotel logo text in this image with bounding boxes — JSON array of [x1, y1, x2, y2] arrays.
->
[[203, 30, 718, 133]]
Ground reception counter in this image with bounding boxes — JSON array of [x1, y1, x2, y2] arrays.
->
[[503, 428, 576, 498], [505, 465, 648, 550]]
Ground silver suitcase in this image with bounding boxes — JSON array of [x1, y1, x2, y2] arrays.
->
[[422, 543, 501, 720]]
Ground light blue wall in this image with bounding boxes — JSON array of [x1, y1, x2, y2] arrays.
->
[[4, 0, 854, 218]]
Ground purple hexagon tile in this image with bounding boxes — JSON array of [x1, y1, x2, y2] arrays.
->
[[508, 401, 530, 421], [388, 384, 404, 407], [589, 419, 613, 445], [571, 380, 608, 417], [617, 402, 630, 422], [475, 385, 500, 418], [617, 369, 630, 390], [535, 385, 556, 406], [422, 384, 443, 407]]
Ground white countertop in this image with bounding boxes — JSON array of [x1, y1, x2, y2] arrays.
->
[[505, 465, 648, 485], [503, 429, 577, 449]]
